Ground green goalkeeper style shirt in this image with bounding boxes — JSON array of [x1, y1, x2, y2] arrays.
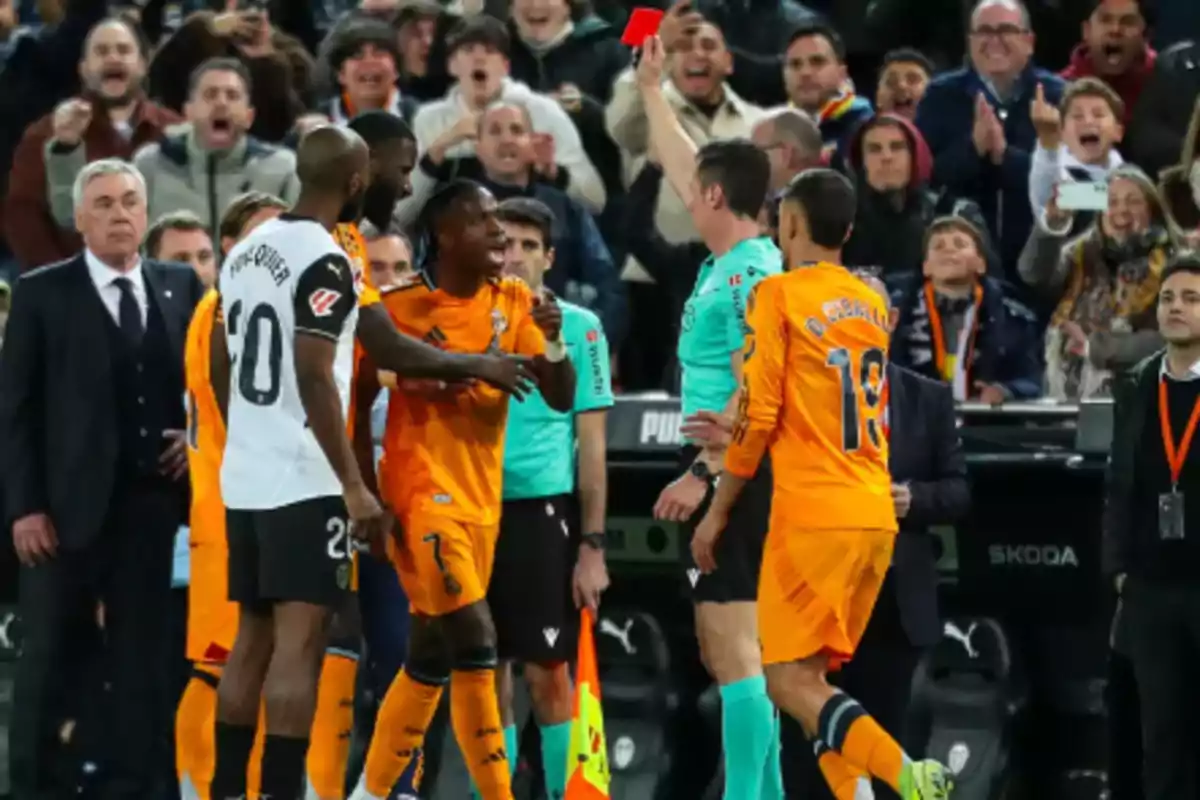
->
[[677, 236, 782, 419], [503, 300, 615, 501]]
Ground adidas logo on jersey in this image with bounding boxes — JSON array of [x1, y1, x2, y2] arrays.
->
[[687, 568, 700, 588], [543, 627, 560, 647], [424, 327, 447, 347]]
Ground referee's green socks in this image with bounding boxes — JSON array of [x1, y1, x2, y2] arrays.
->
[[540, 720, 572, 798], [721, 675, 783, 800]]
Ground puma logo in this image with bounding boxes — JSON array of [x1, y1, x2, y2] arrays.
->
[[327, 261, 342, 278], [943, 621, 980, 659], [599, 617, 636, 655]]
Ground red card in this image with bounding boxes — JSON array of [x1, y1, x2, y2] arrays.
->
[[621, 7, 665, 47]]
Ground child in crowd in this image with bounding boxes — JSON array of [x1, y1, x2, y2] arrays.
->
[[1029, 77, 1125, 220], [888, 216, 1042, 402]]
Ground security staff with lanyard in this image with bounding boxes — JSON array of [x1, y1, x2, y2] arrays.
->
[[637, 35, 785, 800], [1105, 252, 1200, 800]]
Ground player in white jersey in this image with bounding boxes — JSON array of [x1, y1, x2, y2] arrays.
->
[[208, 127, 392, 800]]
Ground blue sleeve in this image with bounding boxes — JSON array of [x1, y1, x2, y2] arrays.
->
[[570, 202, 628, 349], [569, 311, 615, 413], [916, 83, 986, 190], [997, 144, 1033, 192], [999, 297, 1044, 399]]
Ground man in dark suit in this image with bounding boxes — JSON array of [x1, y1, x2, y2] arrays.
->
[[779, 273, 971, 798], [0, 158, 205, 800]]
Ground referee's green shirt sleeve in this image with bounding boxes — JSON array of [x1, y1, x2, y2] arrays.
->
[[569, 309, 614, 413]]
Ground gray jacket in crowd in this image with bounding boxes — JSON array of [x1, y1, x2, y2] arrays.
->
[[128, 124, 300, 238]]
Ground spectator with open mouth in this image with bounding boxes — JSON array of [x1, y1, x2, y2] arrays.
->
[[4, 15, 181, 273], [398, 15, 606, 227], [874, 48, 933, 121], [1028, 76, 1125, 224], [131, 56, 300, 242], [323, 16, 418, 126], [1060, 0, 1155, 125]]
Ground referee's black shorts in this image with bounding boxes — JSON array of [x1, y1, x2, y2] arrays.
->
[[488, 494, 578, 663], [678, 445, 772, 604]]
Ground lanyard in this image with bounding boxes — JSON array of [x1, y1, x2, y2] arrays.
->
[[1158, 376, 1200, 487], [924, 282, 982, 390]]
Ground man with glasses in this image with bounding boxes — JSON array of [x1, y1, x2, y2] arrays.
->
[[915, 0, 1065, 281]]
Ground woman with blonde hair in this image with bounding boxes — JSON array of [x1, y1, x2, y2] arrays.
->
[[1018, 165, 1180, 400]]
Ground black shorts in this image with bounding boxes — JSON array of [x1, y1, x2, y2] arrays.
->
[[679, 446, 772, 604], [488, 495, 578, 663], [226, 495, 352, 609]]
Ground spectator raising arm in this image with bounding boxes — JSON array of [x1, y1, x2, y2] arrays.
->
[[635, 36, 698, 210]]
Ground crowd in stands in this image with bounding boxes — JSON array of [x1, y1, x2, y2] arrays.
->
[[0, 0, 1195, 404]]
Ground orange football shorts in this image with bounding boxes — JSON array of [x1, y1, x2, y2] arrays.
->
[[390, 508, 499, 617], [757, 527, 896, 668]]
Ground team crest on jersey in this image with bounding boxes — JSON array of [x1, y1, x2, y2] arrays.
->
[[491, 309, 509, 335], [309, 288, 342, 317], [443, 573, 463, 596]]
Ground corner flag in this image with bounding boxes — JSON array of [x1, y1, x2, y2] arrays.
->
[[565, 608, 610, 799]]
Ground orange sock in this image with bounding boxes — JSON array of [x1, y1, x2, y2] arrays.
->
[[817, 693, 907, 793], [449, 669, 512, 800], [306, 652, 358, 799], [175, 674, 217, 799], [840, 715, 906, 792], [816, 742, 872, 800], [362, 670, 445, 797]]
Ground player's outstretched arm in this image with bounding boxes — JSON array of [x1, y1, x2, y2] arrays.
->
[[357, 303, 535, 396]]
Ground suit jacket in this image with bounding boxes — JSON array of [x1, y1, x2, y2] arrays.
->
[[886, 363, 971, 647], [0, 255, 204, 549]]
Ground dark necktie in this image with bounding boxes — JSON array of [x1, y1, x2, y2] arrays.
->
[[114, 276, 144, 346]]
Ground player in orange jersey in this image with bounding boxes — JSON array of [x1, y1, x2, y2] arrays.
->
[[177, 191, 359, 800], [692, 169, 953, 800], [347, 180, 576, 800]]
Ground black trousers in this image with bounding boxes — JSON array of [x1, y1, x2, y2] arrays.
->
[[1106, 648, 1144, 800], [780, 574, 924, 800], [9, 478, 180, 800], [1122, 578, 1200, 800]]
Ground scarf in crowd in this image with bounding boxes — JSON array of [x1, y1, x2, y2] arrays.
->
[[817, 86, 861, 125], [331, 90, 406, 126], [905, 282, 984, 401], [1045, 225, 1171, 400]]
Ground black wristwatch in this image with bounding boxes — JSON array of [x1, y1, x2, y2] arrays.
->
[[581, 532, 606, 551], [689, 460, 715, 482]]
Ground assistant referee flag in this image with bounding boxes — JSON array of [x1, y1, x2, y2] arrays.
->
[[565, 609, 610, 799]]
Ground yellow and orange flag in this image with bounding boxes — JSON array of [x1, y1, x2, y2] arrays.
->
[[565, 609, 610, 799]]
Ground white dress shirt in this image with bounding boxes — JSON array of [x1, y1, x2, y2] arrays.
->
[[85, 249, 148, 327]]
